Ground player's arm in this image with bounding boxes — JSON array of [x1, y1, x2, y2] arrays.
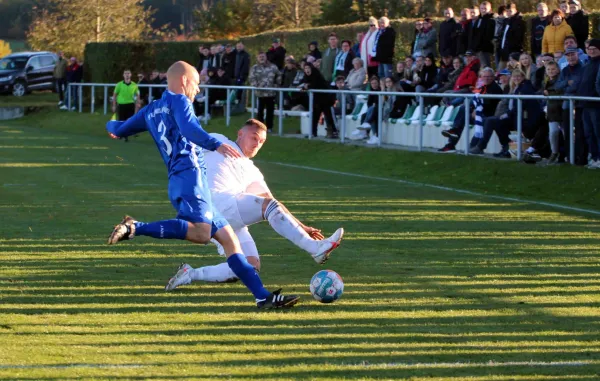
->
[[172, 95, 240, 158], [106, 108, 148, 138]]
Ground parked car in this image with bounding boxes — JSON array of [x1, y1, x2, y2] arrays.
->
[[0, 51, 58, 96]]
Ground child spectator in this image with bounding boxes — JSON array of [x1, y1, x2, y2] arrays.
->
[[543, 61, 564, 165]]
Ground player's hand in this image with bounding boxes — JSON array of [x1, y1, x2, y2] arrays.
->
[[217, 143, 241, 159], [304, 226, 324, 240]]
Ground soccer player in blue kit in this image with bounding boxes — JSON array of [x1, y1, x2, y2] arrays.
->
[[105, 61, 300, 309]]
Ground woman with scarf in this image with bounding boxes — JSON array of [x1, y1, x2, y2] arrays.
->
[[360, 17, 380, 78], [301, 63, 338, 138]]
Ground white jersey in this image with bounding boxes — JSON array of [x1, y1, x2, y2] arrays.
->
[[204, 133, 270, 207]]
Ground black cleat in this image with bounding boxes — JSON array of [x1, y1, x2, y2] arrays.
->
[[256, 289, 300, 309], [107, 215, 136, 244]]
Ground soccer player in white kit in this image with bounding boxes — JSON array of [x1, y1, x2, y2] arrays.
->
[[165, 118, 344, 289]]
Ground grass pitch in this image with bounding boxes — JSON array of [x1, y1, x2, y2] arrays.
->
[[1, 110, 600, 380]]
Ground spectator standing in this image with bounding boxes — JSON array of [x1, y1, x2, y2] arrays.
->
[[543, 61, 564, 164], [542, 9, 573, 55], [567, 0, 589, 51], [494, 5, 508, 67], [249, 52, 282, 133], [64, 57, 82, 111], [301, 63, 337, 138], [361, 19, 380, 77], [212, 67, 231, 103], [373, 17, 397, 79], [234, 42, 251, 101], [557, 36, 588, 69], [411, 20, 424, 56], [308, 41, 322, 60], [455, 9, 472, 56], [267, 38, 287, 71], [414, 17, 437, 59], [137, 72, 150, 106], [282, 59, 299, 109], [321, 33, 340, 85], [196, 46, 212, 71], [499, 3, 526, 70], [560, 1, 569, 14], [439, 8, 458, 57], [531, 3, 550, 57], [577, 39, 600, 168], [222, 44, 237, 80], [210, 45, 222, 69], [352, 33, 363, 58], [556, 48, 585, 164], [112, 69, 139, 123], [470, 1, 496, 68], [332, 40, 356, 83], [53, 51, 67, 107]]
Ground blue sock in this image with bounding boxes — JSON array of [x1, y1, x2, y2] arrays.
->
[[134, 220, 188, 240], [227, 254, 270, 300]]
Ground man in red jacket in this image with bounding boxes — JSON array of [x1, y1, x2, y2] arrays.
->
[[445, 50, 480, 106]]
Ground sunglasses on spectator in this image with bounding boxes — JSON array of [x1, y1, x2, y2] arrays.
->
[[369, 24, 376, 27]]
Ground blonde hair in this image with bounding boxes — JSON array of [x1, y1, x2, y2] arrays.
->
[[519, 53, 533, 80], [368, 16, 378, 26], [510, 69, 526, 92]]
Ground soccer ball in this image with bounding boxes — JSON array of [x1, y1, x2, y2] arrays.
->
[[309, 269, 344, 303]]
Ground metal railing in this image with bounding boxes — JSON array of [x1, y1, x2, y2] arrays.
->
[[66, 82, 599, 165]]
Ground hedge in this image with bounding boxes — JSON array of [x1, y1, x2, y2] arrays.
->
[[84, 13, 600, 83]]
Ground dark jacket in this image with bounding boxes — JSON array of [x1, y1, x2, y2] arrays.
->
[[499, 12, 526, 61], [374, 27, 396, 64], [333, 50, 355, 78], [282, 68, 299, 88], [470, 14, 496, 53], [267, 46, 287, 70], [576, 55, 600, 108], [211, 75, 231, 102], [439, 18, 458, 57], [302, 65, 335, 105], [418, 63, 438, 89], [66, 63, 82, 83], [555, 61, 583, 109], [530, 16, 549, 56], [509, 80, 541, 127], [309, 48, 322, 60], [544, 78, 563, 122], [567, 11, 589, 51], [234, 50, 250, 83], [222, 50, 237, 79], [478, 81, 503, 117], [453, 21, 471, 56], [197, 54, 212, 71], [210, 53, 222, 69]]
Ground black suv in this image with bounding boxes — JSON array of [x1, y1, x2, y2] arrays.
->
[[0, 51, 58, 96]]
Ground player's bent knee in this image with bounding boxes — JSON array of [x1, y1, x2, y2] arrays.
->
[[261, 197, 276, 216], [247, 256, 261, 271], [186, 222, 212, 244]]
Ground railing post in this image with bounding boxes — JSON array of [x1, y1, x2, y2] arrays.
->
[[251, 89, 256, 119], [226, 89, 231, 127], [67, 84, 72, 111], [91, 85, 95, 114], [569, 99, 575, 165], [204, 88, 209, 124], [149, 86, 153, 103], [308, 91, 314, 140], [377, 93, 383, 147], [78, 85, 82, 113], [341, 92, 346, 143], [278, 90, 284, 137], [418, 95, 425, 151], [103, 86, 108, 115], [464, 97, 471, 155], [517, 98, 523, 161]]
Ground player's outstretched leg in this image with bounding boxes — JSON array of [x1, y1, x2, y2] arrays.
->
[[165, 262, 239, 291], [107, 215, 189, 244], [263, 199, 344, 264]]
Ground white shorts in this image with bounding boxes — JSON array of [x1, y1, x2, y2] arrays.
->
[[218, 193, 265, 231]]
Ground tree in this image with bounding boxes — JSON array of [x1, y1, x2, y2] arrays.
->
[[0, 39, 12, 58], [254, 0, 322, 29], [27, 0, 156, 57], [315, 0, 360, 26]]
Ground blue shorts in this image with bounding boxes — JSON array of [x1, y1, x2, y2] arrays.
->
[[168, 167, 228, 236]]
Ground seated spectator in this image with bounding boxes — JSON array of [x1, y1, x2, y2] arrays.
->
[[553, 50, 564, 63], [357, 76, 382, 145], [301, 63, 337, 138], [333, 75, 354, 117], [211, 67, 231, 103], [532, 54, 554, 89], [542, 9, 573, 54], [557, 35, 589, 69], [308, 41, 322, 59], [438, 67, 503, 152], [470, 69, 542, 157], [416, 54, 438, 93], [193, 68, 210, 116], [393, 61, 407, 82], [333, 40, 356, 83], [507, 52, 521, 72], [383, 76, 410, 119], [519, 53, 534, 80], [430, 54, 454, 92], [409, 55, 426, 90], [543, 61, 565, 164], [435, 57, 464, 93], [345, 58, 367, 91], [314, 59, 322, 70], [445, 51, 480, 105]]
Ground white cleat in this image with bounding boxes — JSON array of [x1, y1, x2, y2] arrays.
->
[[210, 238, 226, 257], [165, 263, 192, 291], [312, 227, 344, 264]]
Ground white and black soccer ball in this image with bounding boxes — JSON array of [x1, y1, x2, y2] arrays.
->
[[309, 269, 344, 303]]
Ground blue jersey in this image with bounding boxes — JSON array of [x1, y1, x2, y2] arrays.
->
[[106, 91, 222, 177]]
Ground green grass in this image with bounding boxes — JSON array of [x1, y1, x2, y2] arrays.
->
[[0, 91, 60, 107], [1, 110, 600, 380]]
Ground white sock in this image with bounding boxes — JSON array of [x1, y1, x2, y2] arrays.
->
[[190, 263, 238, 283], [264, 199, 318, 254]]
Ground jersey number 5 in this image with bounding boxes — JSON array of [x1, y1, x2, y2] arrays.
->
[[158, 121, 173, 156]]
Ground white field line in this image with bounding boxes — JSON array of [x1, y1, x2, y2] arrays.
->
[[0, 360, 593, 370], [267, 162, 600, 217]]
